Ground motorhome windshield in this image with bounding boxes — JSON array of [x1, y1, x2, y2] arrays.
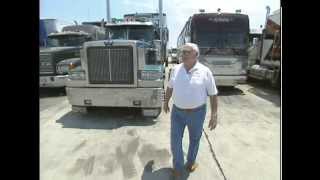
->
[[191, 15, 249, 49], [194, 30, 247, 49]]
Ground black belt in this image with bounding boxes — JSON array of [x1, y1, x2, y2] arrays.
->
[[173, 104, 206, 112]]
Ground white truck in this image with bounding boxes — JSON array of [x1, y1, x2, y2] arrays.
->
[[247, 8, 280, 88], [66, 14, 168, 117]]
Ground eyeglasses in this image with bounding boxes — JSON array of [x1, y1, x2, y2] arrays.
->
[[180, 49, 192, 55]]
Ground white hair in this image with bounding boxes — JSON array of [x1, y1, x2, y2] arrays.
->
[[182, 43, 200, 57]]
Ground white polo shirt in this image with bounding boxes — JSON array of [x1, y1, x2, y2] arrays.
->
[[168, 61, 218, 109]]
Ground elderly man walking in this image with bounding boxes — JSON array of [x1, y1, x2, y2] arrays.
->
[[164, 43, 218, 178]]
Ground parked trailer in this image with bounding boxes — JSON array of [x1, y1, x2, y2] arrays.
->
[[247, 8, 280, 88]]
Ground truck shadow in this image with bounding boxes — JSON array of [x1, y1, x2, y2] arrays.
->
[[217, 86, 245, 96], [56, 107, 158, 130], [141, 160, 190, 180], [247, 81, 280, 107], [39, 87, 66, 98]]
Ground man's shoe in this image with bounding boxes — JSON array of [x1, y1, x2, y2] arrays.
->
[[172, 169, 181, 177], [186, 163, 198, 172]]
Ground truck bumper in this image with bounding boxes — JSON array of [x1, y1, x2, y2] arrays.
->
[[39, 75, 68, 88], [248, 65, 276, 81], [215, 75, 247, 86], [66, 87, 164, 108]]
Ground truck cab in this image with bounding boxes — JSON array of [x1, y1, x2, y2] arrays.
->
[[66, 20, 167, 117]]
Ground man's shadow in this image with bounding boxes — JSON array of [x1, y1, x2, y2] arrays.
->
[[141, 160, 190, 180]]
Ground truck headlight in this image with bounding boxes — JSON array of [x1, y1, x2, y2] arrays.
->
[[139, 70, 163, 80], [68, 62, 76, 70]]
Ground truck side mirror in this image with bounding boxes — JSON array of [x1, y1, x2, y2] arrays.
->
[[154, 30, 160, 40], [252, 38, 258, 46]]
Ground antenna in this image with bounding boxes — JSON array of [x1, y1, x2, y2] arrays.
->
[[265, 6, 271, 27], [159, 0, 163, 44], [87, 8, 90, 20], [106, 0, 111, 23], [107, 0, 111, 23], [101, 18, 105, 28]]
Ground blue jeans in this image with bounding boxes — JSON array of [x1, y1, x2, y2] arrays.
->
[[170, 104, 207, 172]]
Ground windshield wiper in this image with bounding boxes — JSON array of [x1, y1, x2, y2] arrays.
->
[[203, 47, 219, 55], [229, 47, 244, 55]]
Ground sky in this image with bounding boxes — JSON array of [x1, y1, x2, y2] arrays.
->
[[40, 0, 280, 48]]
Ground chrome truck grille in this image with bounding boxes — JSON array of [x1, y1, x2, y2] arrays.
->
[[39, 54, 54, 74], [87, 46, 134, 84]]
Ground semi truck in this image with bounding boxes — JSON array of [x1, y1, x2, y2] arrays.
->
[[247, 8, 280, 88], [66, 11, 168, 117], [39, 24, 105, 88]]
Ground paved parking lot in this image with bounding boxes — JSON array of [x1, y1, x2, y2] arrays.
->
[[40, 67, 280, 180]]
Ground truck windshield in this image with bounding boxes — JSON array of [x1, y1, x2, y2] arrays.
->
[[107, 26, 154, 42], [128, 27, 153, 42], [47, 35, 87, 47], [107, 27, 127, 40]]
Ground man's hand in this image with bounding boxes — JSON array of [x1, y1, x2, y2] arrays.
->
[[209, 95, 218, 131], [164, 87, 173, 114], [163, 103, 170, 113], [208, 114, 218, 131]]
